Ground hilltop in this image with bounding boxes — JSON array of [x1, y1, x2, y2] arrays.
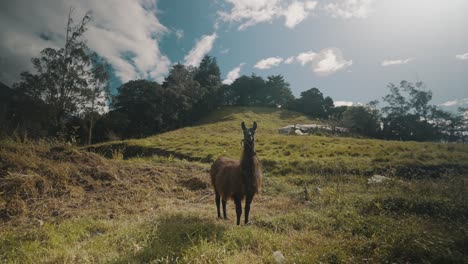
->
[[90, 106, 468, 177]]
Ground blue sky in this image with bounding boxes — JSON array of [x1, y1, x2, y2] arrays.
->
[[1, 0, 467, 109]]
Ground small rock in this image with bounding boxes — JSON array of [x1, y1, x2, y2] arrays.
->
[[295, 129, 305, 135], [368, 175, 390, 184], [273, 250, 285, 264]]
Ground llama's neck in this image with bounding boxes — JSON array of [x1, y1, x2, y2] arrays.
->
[[241, 142, 256, 175]]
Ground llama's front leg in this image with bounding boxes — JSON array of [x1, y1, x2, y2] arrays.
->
[[222, 198, 228, 219], [244, 194, 254, 224], [234, 197, 242, 225], [215, 190, 221, 219]]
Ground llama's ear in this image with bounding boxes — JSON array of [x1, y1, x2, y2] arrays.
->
[[253, 121, 257, 131], [241, 122, 246, 130]]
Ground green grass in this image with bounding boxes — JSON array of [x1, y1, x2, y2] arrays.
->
[[90, 106, 468, 177], [1, 106, 468, 263]]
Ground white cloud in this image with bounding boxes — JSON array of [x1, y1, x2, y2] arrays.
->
[[284, 56, 295, 64], [440, 98, 468, 107], [325, 0, 373, 19], [183, 33, 217, 67], [223, 63, 245, 85], [296, 51, 317, 65], [455, 52, 468, 60], [175, 29, 184, 40], [334, 101, 354, 106], [312, 48, 353, 75], [381, 58, 414, 66], [219, 0, 317, 30], [0, 0, 171, 84], [220, 48, 230, 54], [258, 48, 351, 75], [254, 57, 284, 69], [283, 1, 318, 28]]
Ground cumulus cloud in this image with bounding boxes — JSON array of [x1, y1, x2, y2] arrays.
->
[[0, 0, 171, 84], [381, 58, 414, 66], [296, 51, 317, 65], [256, 48, 351, 75], [283, 1, 318, 28], [455, 52, 468, 60], [325, 0, 373, 19], [219, 0, 317, 30], [440, 98, 468, 107], [184, 33, 217, 67], [334, 101, 354, 106], [307, 48, 353, 75], [254, 57, 284, 69], [223, 63, 245, 85], [284, 56, 295, 64]]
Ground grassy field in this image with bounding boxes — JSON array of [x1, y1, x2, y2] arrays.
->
[[91, 107, 468, 177], [1, 107, 467, 263]]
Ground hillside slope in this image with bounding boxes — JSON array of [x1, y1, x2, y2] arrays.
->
[[90, 106, 468, 177], [2, 137, 468, 263]]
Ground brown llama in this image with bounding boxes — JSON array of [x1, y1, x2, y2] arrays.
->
[[210, 121, 262, 225]]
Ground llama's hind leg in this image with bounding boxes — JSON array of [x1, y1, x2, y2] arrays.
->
[[234, 197, 242, 225], [222, 197, 228, 220], [215, 190, 221, 219], [244, 194, 254, 225]]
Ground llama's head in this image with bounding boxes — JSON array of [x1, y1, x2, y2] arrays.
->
[[241, 121, 257, 145]]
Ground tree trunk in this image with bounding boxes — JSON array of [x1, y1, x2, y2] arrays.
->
[[88, 115, 93, 145]]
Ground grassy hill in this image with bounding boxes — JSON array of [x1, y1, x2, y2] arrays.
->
[[1, 107, 467, 263], [90, 106, 468, 177]]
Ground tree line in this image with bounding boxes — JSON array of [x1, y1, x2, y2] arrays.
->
[[1, 12, 466, 144]]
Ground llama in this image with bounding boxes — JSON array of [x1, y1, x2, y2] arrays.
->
[[210, 121, 262, 225]]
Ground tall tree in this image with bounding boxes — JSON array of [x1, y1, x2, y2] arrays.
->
[[193, 55, 222, 119], [323, 96, 334, 118], [264, 75, 294, 107], [381, 81, 437, 141], [227, 75, 266, 106], [82, 59, 110, 144], [163, 64, 203, 124], [13, 9, 109, 137], [194, 55, 221, 87], [291, 88, 327, 118], [113, 80, 168, 137], [341, 106, 380, 137]]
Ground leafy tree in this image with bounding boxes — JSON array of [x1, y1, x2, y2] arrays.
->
[[381, 81, 437, 141], [341, 106, 380, 137], [264, 75, 294, 107], [13, 9, 109, 138], [329, 105, 349, 120], [431, 108, 467, 143], [112, 80, 169, 137], [290, 88, 327, 118], [0, 82, 52, 138], [324, 96, 334, 117], [382, 82, 411, 117], [194, 55, 221, 88], [82, 59, 110, 144], [163, 63, 203, 124], [192, 55, 222, 119], [226, 75, 266, 106]]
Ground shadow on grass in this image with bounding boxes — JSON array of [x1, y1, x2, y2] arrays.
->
[[113, 214, 225, 263]]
